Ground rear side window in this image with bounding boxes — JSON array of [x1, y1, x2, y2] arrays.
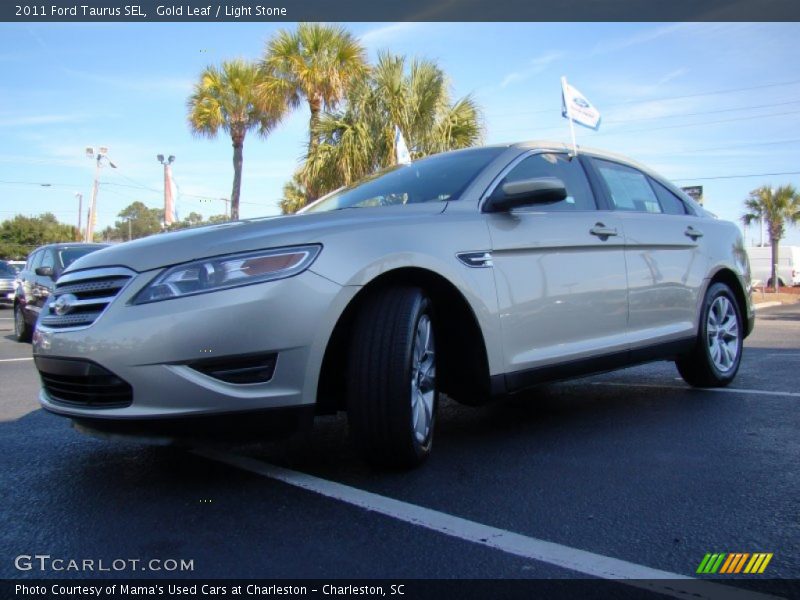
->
[[593, 159, 662, 213], [649, 178, 687, 215], [496, 152, 596, 211]]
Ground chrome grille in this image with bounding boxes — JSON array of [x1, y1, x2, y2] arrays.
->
[[40, 267, 134, 330]]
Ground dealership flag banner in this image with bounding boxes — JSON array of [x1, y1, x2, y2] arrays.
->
[[395, 125, 412, 165], [561, 76, 601, 155]]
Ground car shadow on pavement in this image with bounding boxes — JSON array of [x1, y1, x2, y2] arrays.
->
[[235, 379, 716, 476], [755, 312, 800, 322]]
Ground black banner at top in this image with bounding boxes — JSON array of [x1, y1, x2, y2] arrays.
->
[[2, 0, 800, 22]]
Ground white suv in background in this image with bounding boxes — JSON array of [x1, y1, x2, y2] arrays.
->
[[33, 142, 753, 468]]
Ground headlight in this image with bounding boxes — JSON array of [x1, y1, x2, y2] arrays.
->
[[132, 244, 321, 304]]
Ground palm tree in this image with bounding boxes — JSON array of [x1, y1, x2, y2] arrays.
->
[[742, 184, 800, 290], [279, 172, 309, 215], [187, 59, 286, 220], [262, 23, 368, 164], [292, 52, 483, 208]]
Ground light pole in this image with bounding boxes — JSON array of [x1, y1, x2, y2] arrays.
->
[[157, 154, 176, 227], [75, 192, 83, 241], [84, 147, 116, 242]]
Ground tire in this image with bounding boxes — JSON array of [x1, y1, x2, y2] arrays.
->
[[346, 287, 438, 468], [676, 282, 743, 387], [14, 303, 32, 343]]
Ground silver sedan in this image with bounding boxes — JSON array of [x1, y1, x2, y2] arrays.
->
[[33, 142, 753, 467]]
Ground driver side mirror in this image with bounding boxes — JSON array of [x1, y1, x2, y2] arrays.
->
[[484, 177, 567, 213], [35, 266, 54, 278]]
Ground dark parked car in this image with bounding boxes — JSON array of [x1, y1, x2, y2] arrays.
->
[[0, 260, 17, 307], [14, 243, 108, 342]]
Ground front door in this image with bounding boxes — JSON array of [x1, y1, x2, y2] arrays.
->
[[484, 152, 629, 386]]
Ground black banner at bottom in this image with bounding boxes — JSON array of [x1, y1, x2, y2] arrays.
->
[[3, 579, 799, 600]]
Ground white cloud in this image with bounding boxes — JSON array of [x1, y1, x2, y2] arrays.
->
[[591, 23, 689, 55], [359, 23, 424, 49], [0, 113, 85, 127], [62, 68, 193, 94], [501, 51, 564, 88]]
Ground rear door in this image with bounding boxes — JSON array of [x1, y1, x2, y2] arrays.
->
[[587, 157, 707, 348], [484, 151, 628, 385]]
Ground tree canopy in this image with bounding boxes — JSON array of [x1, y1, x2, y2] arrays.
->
[[742, 184, 800, 288], [0, 214, 78, 260], [187, 59, 287, 220], [287, 52, 483, 211]]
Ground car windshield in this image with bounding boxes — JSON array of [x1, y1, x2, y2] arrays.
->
[[304, 147, 506, 213], [58, 247, 104, 269], [0, 262, 16, 277]]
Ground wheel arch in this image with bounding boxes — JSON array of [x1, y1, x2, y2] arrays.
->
[[707, 267, 753, 338], [316, 267, 492, 412]]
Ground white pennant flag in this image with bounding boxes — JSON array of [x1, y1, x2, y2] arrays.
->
[[395, 125, 411, 165], [561, 78, 601, 130]]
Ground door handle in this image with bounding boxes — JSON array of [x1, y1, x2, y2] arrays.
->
[[590, 223, 618, 238], [684, 226, 704, 240]]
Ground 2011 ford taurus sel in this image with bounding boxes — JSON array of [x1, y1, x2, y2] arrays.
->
[[33, 142, 753, 467]]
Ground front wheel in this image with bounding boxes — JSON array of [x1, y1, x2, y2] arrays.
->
[[346, 287, 437, 468], [676, 282, 743, 387], [14, 304, 32, 343]]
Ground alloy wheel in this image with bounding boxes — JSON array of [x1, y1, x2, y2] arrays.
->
[[410, 314, 436, 444], [706, 296, 739, 372]]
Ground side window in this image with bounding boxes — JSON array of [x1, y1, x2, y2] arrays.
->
[[593, 159, 662, 214], [39, 249, 55, 270], [28, 251, 43, 271], [649, 178, 687, 216], [497, 152, 596, 211]]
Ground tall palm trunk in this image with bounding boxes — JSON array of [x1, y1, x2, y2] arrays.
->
[[230, 131, 244, 220], [308, 96, 322, 152], [771, 237, 780, 291], [305, 96, 322, 202]]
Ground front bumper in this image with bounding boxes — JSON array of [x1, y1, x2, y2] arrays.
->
[[34, 268, 356, 420]]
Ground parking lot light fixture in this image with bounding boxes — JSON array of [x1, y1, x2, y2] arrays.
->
[[84, 147, 116, 242]]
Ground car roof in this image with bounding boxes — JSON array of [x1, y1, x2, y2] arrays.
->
[[34, 243, 108, 250], [443, 140, 667, 181]]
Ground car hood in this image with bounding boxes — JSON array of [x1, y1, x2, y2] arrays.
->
[[65, 203, 448, 274]]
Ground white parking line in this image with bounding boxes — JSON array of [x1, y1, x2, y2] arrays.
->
[[592, 381, 800, 398], [194, 448, 779, 600], [0, 357, 33, 363]]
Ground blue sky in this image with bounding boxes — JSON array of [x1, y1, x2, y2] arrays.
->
[[2, 21, 800, 245]]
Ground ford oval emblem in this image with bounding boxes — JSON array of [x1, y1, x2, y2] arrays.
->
[[53, 293, 78, 316], [573, 97, 590, 109]]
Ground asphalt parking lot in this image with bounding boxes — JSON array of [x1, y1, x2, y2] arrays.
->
[[0, 304, 798, 598]]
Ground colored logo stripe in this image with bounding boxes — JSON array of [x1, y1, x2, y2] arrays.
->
[[744, 553, 773, 574], [698, 553, 773, 574], [697, 553, 726, 574]]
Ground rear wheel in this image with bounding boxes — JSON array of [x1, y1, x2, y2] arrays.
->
[[676, 282, 743, 387], [346, 287, 437, 468], [14, 304, 32, 343]]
